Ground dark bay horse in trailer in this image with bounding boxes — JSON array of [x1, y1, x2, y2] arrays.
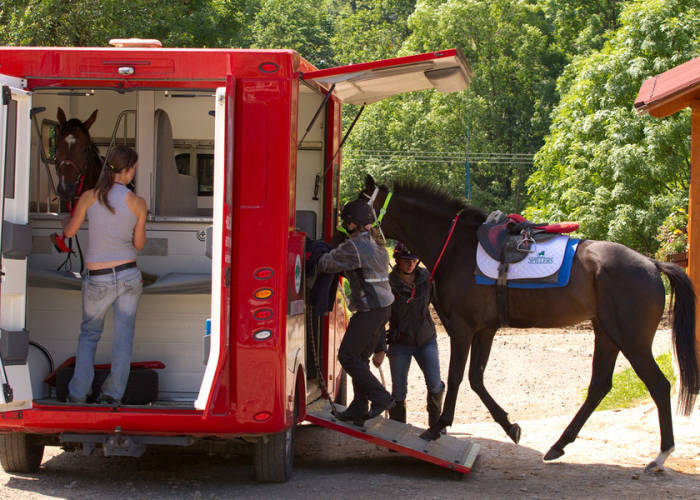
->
[[54, 107, 103, 202], [360, 175, 698, 472]]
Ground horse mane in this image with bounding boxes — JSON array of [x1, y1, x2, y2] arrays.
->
[[390, 178, 486, 225]]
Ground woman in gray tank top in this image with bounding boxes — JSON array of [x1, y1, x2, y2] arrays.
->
[[62, 145, 148, 405]]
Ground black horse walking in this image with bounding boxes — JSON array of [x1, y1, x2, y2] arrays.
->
[[360, 175, 698, 471]]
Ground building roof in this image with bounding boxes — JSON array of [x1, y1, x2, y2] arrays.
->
[[634, 56, 700, 117]]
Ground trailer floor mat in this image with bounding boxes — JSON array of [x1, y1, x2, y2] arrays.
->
[[304, 400, 479, 475]]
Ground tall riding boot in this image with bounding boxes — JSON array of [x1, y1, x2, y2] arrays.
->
[[427, 382, 445, 429], [388, 400, 406, 423]]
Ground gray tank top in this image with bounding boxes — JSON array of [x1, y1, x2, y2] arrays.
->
[[86, 183, 138, 264]]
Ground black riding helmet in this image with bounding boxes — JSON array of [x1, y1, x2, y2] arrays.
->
[[393, 242, 418, 260], [340, 199, 374, 229]]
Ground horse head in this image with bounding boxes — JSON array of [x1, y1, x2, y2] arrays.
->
[[55, 107, 100, 201], [359, 173, 486, 270]]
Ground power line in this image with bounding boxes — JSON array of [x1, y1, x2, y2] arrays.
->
[[345, 150, 535, 165]]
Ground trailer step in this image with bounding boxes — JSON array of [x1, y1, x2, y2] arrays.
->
[[304, 400, 479, 475]]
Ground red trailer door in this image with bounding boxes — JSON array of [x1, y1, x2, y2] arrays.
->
[[302, 48, 472, 105]]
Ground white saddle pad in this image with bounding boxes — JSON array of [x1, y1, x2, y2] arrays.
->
[[476, 235, 570, 280]]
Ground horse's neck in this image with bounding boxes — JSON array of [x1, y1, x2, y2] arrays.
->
[[394, 201, 468, 272]]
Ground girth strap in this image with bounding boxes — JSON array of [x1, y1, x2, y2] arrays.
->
[[496, 263, 509, 327]]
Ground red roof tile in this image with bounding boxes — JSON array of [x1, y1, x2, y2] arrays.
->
[[634, 56, 700, 117]]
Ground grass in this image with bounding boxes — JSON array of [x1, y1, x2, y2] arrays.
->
[[591, 352, 677, 411]]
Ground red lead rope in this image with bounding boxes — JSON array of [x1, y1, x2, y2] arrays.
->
[[428, 209, 463, 283]]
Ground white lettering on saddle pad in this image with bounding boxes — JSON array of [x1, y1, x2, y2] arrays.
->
[[476, 235, 570, 280]]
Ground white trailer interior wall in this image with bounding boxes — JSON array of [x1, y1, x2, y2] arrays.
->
[[23, 83, 329, 405]]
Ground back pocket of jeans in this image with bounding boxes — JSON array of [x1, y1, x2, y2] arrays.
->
[[123, 274, 143, 295], [86, 280, 110, 301]]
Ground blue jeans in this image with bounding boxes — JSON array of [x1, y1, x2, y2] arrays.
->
[[388, 338, 442, 401], [68, 266, 142, 402]]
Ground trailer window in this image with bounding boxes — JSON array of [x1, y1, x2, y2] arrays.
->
[[41, 120, 58, 163], [4, 98, 17, 199], [175, 152, 214, 196]]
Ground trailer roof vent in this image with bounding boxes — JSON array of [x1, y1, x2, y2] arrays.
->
[[109, 38, 162, 48]]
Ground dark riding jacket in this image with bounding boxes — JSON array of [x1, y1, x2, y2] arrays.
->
[[317, 230, 393, 313], [386, 266, 436, 348]]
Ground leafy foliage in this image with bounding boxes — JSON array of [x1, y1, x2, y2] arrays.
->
[[526, 0, 698, 254], [0, 0, 257, 48], [0, 0, 696, 255]]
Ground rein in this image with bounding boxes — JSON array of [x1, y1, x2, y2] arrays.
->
[[429, 209, 464, 283]]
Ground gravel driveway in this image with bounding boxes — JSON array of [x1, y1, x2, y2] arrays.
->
[[1, 322, 697, 499]]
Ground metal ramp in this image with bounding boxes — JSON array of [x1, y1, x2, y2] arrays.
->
[[304, 400, 479, 475]]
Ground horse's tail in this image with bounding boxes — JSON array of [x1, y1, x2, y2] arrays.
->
[[655, 260, 699, 415]]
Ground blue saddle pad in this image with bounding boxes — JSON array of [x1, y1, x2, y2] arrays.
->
[[475, 238, 580, 288]]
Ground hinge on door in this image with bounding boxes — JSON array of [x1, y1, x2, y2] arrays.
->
[[2, 86, 10, 106], [2, 384, 13, 403]]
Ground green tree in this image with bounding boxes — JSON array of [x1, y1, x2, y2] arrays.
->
[[341, 0, 565, 213], [540, 0, 623, 57], [0, 0, 256, 48], [526, 0, 699, 254], [331, 0, 415, 64], [250, 0, 335, 66]]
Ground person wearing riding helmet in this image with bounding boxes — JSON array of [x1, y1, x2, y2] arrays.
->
[[372, 242, 445, 429], [317, 199, 395, 423], [63, 145, 147, 404]]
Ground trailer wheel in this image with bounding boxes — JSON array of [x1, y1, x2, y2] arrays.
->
[[0, 433, 44, 473], [254, 398, 297, 482]]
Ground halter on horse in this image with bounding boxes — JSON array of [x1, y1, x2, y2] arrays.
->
[[360, 174, 698, 472]]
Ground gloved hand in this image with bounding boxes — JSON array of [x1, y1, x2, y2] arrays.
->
[[372, 351, 385, 367]]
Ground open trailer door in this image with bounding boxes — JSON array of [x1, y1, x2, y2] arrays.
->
[[0, 75, 33, 412], [302, 48, 472, 105], [195, 76, 235, 412]]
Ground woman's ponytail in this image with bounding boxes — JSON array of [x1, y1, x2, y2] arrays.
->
[[94, 145, 138, 213]]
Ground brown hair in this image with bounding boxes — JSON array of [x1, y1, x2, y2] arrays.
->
[[94, 145, 138, 213]]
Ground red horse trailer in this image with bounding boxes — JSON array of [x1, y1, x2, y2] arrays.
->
[[0, 40, 474, 481]]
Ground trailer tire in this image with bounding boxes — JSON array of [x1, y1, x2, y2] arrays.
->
[[0, 433, 44, 473], [253, 398, 296, 482]]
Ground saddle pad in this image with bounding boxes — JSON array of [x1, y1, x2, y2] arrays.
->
[[475, 237, 579, 288]]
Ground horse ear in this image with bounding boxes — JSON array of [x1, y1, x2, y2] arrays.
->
[[364, 174, 376, 192], [84, 110, 98, 130], [57, 107, 66, 127]]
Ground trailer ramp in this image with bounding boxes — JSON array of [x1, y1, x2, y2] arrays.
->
[[305, 400, 479, 475]]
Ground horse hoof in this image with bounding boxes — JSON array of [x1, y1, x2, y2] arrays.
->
[[644, 461, 664, 474], [507, 423, 521, 444], [419, 428, 442, 441], [543, 447, 564, 461]]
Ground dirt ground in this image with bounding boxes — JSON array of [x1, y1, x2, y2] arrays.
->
[[0, 323, 698, 499]]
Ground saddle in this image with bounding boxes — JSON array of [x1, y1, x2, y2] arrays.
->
[[476, 211, 579, 327], [477, 211, 579, 264]]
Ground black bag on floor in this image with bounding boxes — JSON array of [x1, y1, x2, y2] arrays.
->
[[56, 367, 158, 404]]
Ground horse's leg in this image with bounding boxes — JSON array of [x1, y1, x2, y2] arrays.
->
[[620, 348, 674, 472], [467, 328, 521, 443], [544, 321, 619, 461], [420, 322, 472, 440]]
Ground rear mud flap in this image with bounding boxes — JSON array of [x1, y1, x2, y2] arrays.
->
[[304, 400, 479, 475]]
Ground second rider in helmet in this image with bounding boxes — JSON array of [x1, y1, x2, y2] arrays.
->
[[373, 242, 445, 429]]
